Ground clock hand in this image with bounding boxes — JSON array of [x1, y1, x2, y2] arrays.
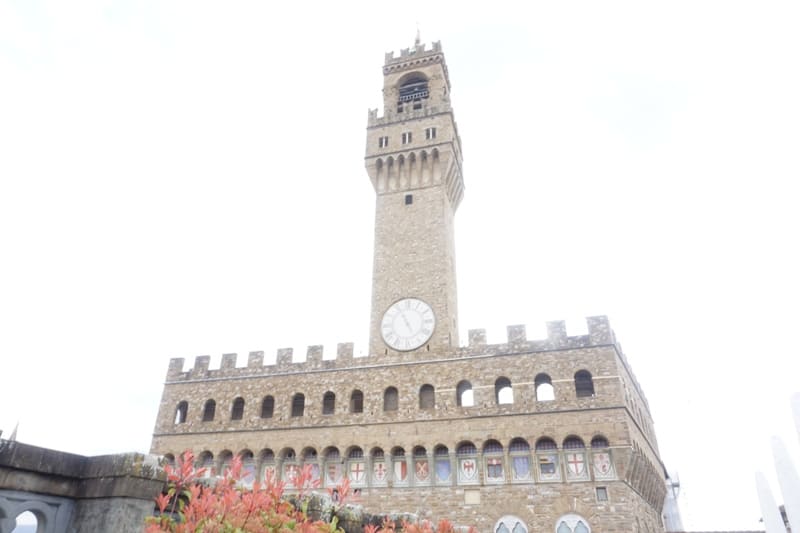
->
[[401, 312, 413, 333]]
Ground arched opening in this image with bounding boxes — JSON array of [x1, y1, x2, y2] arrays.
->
[[197, 451, 215, 477], [322, 391, 336, 415], [291, 393, 305, 417], [419, 384, 435, 409], [12, 511, 39, 533], [591, 436, 609, 448], [574, 370, 595, 398], [350, 389, 364, 413], [261, 395, 274, 418], [555, 514, 591, 533], [202, 399, 216, 422], [494, 515, 528, 533], [398, 73, 429, 103], [231, 397, 245, 420], [174, 401, 188, 424], [384, 386, 399, 411], [495, 377, 513, 404], [456, 380, 474, 407], [535, 373, 555, 402], [239, 449, 256, 484]]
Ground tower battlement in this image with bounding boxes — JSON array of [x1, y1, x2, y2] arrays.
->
[[384, 41, 443, 66], [165, 315, 624, 380]]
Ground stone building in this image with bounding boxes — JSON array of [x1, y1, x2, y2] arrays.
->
[[151, 40, 668, 533]]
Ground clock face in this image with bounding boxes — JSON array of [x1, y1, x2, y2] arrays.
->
[[381, 298, 435, 351]]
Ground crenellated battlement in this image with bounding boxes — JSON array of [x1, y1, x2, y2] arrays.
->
[[367, 102, 453, 128], [165, 315, 627, 382], [384, 41, 443, 66]]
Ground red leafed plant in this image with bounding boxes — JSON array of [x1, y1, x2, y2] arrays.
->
[[145, 451, 476, 533], [145, 450, 337, 533]]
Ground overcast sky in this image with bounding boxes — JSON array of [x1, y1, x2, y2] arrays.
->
[[2, 1, 799, 530]]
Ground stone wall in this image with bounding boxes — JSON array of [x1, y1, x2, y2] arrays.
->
[[0, 440, 164, 533]]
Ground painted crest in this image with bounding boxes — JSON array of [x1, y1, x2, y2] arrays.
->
[[459, 458, 477, 481], [349, 461, 366, 483], [593, 452, 612, 476], [415, 460, 430, 481], [373, 461, 387, 482], [566, 453, 586, 477], [393, 460, 408, 482]]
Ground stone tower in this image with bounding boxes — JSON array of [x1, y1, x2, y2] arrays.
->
[[365, 41, 464, 356], [150, 40, 669, 533]]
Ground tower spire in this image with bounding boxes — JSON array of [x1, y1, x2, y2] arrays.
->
[[415, 24, 421, 47]]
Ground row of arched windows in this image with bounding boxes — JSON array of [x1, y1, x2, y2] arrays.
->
[[163, 435, 615, 489], [173, 371, 596, 424]]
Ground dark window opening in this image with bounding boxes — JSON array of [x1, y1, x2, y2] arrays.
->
[[350, 390, 364, 413], [202, 400, 216, 422], [322, 391, 335, 415], [419, 384, 435, 409], [596, 487, 609, 501], [575, 370, 595, 397], [384, 387, 399, 411], [261, 396, 274, 418], [291, 393, 305, 417], [175, 401, 188, 424], [405, 194, 413, 205], [398, 76, 429, 102], [231, 397, 245, 421]]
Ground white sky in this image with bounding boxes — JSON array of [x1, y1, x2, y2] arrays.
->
[[1, 1, 799, 530]]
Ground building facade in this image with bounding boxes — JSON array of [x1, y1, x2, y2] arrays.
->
[[151, 41, 667, 533]]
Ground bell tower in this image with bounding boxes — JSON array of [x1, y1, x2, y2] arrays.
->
[[365, 41, 464, 356]]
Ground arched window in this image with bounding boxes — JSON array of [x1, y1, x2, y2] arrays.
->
[[495, 377, 513, 404], [218, 450, 234, 475], [509, 438, 532, 480], [433, 444, 451, 484], [163, 453, 176, 466], [456, 442, 478, 484], [240, 449, 256, 485], [291, 393, 305, 417], [555, 514, 591, 533], [322, 391, 336, 415], [535, 438, 559, 481], [494, 515, 528, 533], [384, 386, 399, 411], [563, 436, 585, 449], [509, 438, 530, 453], [174, 401, 188, 424], [456, 380, 474, 407], [391, 447, 408, 485], [535, 437, 557, 451], [202, 399, 216, 422], [371, 447, 387, 485], [13, 511, 39, 533], [350, 390, 364, 413], [197, 451, 214, 477], [324, 446, 341, 485], [591, 436, 609, 448], [483, 439, 504, 482], [535, 373, 555, 402], [259, 449, 276, 481], [261, 396, 274, 418], [347, 447, 366, 486], [413, 446, 430, 484], [398, 73, 429, 103], [419, 384, 435, 409], [231, 397, 245, 420], [563, 437, 588, 480], [574, 370, 595, 398]]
